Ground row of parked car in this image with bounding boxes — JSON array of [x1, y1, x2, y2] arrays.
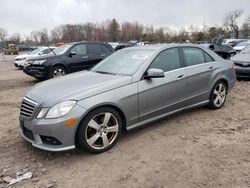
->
[[14, 39, 250, 80]]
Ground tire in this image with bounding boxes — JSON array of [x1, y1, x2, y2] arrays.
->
[[49, 66, 67, 79], [76, 107, 122, 153], [35, 76, 45, 81], [208, 81, 228, 109]]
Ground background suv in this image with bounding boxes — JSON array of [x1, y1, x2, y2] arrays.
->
[[23, 41, 113, 79], [15, 46, 56, 69]]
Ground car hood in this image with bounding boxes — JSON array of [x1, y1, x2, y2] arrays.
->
[[15, 54, 30, 59], [27, 53, 57, 61], [231, 53, 250, 62], [26, 71, 132, 107], [233, 46, 245, 50]]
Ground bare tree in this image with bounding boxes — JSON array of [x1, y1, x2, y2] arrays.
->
[[83, 23, 94, 40], [0, 28, 8, 42], [51, 25, 64, 43], [106, 18, 120, 42], [31, 31, 40, 45], [9, 32, 21, 44], [223, 9, 243, 38]]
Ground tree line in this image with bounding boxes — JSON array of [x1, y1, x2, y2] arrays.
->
[[0, 9, 250, 46]]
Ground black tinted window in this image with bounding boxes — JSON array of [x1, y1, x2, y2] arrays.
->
[[87, 44, 102, 55], [71, 44, 86, 55], [204, 51, 214, 62], [100, 45, 111, 53], [42, 49, 52, 54], [150, 48, 181, 72], [182, 47, 206, 66]]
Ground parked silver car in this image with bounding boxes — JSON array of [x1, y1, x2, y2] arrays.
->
[[19, 44, 236, 153], [230, 44, 250, 78]]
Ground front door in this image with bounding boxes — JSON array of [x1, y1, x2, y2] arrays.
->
[[138, 48, 187, 122], [68, 44, 89, 72]]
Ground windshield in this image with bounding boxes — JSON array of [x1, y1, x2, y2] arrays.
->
[[236, 42, 249, 47], [49, 44, 72, 55], [30, 48, 44, 55], [92, 49, 155, 75], [240, 44, 250, 54]]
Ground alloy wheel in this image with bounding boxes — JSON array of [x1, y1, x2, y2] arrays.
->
[[52, 68, 66, 78], [213, 83, 226, 107], [85, 112, 119, 150]]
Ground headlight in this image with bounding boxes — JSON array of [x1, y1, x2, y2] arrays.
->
[[37, 108, 48, 119], [37, 101, 76, 119], [33, 59, 47, 65]]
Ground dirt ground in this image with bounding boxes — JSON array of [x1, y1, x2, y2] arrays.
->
[[0, 54, 250, 188]]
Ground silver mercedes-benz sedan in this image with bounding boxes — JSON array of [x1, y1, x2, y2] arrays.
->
[[19, 44, 236, 153]]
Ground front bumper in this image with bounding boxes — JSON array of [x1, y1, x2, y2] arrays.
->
[[235, 66, 250, 78], [20, 104, 87, 152], [23, 65, 48, 78], [14, 60, 25, 69]]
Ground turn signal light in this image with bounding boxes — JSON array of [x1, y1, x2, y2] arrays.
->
[[65, 118, 79, 126]]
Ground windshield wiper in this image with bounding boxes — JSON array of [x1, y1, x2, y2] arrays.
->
[[95, 71, 115, 75], [47, 46, 56, 55]]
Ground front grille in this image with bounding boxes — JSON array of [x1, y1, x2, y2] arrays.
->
[[20, 97, 37, 118], [235, 61, 250, 67]]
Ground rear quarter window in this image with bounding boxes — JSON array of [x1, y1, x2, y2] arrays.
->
[[182, 47, 206, 66], [203, 51, 215, 62]]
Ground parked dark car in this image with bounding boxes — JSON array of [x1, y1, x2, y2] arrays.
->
[[228, 39, 248, 47], [231, 44, 250, 78], [23, 41, 113, 79], [114, 43, 136, 51], [199, 42, 236, 59]]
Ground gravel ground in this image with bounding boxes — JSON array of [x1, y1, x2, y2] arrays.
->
[[0, 54, 250, 188]]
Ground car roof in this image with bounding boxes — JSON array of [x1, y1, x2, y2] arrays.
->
[[124, 43, 203, 51], [65, 41, 108, 45]]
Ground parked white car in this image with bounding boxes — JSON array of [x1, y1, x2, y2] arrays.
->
[[14, 47, 56, 69], [233, 41, 250, 53]]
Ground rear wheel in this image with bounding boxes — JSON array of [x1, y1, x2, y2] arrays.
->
[[208, 81, 227, 109], [49, 66, 67, 79], [76, 107, 122, 153]]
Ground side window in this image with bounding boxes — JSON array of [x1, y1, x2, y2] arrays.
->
[[100, 45, 111, 54], [204, 51, 214, 62], [182, 47, 206, 66], [42, 49, 51, 55], [150, 48, 181, 72], [87, 44, 102, 55], [71, 44, 86, 55]]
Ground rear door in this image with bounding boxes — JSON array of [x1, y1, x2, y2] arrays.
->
[[86, 44, 105, 68], [180, 47, 216, 106], [138, 48, 188, 121], [68, 44, 88, 72]]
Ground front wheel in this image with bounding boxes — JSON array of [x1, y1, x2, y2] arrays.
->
[[76, 107, 122, 153], [49, 66, 67, 79], [208, 81, 227, 109]]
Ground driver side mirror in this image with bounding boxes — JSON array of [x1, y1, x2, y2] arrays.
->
[[144, 68, 165, 79], [69, 51, 76, 57]]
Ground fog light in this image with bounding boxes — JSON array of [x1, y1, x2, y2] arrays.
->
[[40, 135, 62, 145]]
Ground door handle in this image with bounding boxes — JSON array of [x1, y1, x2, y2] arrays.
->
[[101, 54, 105, 57], [82, 55, 88, 59], [209, 66, 214, 70], [177, 74, 184, 80]]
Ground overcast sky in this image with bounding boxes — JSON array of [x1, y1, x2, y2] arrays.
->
[[0, 0, 249, 35]]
